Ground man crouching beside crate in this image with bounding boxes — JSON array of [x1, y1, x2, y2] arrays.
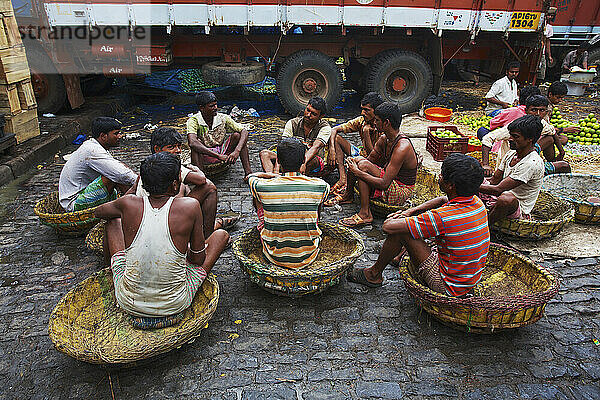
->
[[329, 102, 419, 229]]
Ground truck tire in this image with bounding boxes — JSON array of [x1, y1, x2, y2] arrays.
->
[[588, 48, 600, 80], [276, 50, 343, 116], [26, 47, 67, 114], [365, 50, 432, 115], [202, 61, 265, 86]]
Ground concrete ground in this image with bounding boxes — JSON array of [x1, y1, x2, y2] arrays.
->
[[0, 95, 599, 399]]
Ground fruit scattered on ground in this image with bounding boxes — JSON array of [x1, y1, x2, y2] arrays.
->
[[455, 115, 492, 131]]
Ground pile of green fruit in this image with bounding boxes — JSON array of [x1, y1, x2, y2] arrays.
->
[[551, 108, 600, 145], [455, 115, 492, 131], [180, 69, 219, 93], [468, 137, 482, 147], [431, 128, 462, 139]]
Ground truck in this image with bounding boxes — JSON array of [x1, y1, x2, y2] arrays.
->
[[13, 0, 547, 115]]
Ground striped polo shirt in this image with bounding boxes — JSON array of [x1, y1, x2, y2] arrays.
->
[[249, 172, 330, 268], [405, 196, 490, 296]]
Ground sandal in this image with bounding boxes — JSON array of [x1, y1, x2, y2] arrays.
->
[[346, 267, 383, 288], [331, 181, 346, 195], [339, 214, 372, 228], [215, 214, 240, 231], [324, 192, 353, 207]]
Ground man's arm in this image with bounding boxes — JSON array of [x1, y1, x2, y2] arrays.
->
[[89, 151, 137, 187], [188, 133, 226, 161], [546, 37, 553, 64], [479, 175, 522, 196], [347, 141, 410, 190], [244, 172, 278, 183], [366, 136, 386, 164], [225, 116, 250, 163], [187, 201, 206, 266], [485, 96, 511, 109], [302, 139, 325, 172], [553, 134, 566, 161], [360, 124, 377, 156], [327, 126, 343, 166], [385, 195, 448, 222], [95, 196, 127, 219], [583, 52, 589, 70], [184, 170, 207, 186]]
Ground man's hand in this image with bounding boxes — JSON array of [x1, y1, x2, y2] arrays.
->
[[563, 126, 580, 134], [217, 153, 229, 162], [345, 157, 359, 174], [225, 150, 240, 164], [483, 165, 494, 177], [299, 163, 307, 175], [549, 56, 554, 64]]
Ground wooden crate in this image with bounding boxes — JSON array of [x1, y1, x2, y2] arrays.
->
[[0, 45, 29, 84], [0, 79, 36, 115], [5, 108, 39, 143], [0, 12, 21, 49]]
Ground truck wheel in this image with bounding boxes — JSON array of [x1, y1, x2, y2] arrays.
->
[[588, 48, 600, 80], [202, 61, 265, 86], [365, 50, 432, 115], [277, 50, 343, 116], [26, 47, 67, 114]]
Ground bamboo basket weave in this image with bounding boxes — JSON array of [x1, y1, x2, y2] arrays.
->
[[48, 268, 219, 365], [34, 192, 99, 236], [233, 223, 364, 297], [85, 222, 104, 255], [491, 191, 574, 240], [399, 243, 559, 333], [467, 151, 497, 171], [542, 173, 600, 225]]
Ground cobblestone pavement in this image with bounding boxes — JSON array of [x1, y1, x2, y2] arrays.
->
[[1, 107, 600, 400]]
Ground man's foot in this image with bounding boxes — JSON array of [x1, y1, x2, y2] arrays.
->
[[215, 215, 240, 231], [347, 267, 383, 288], [324, 192, 354, 207], [331, 181, 346, 195], [339, 213, 373, 228], [388, 248, 407, 268]]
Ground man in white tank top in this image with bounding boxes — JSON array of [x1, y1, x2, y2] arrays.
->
[[95, 152, 229, 318]]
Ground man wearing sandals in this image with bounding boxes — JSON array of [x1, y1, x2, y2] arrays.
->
[[96, 152, 229, 324], [332, 103, 419, 228], [348, 153, 490, 297]]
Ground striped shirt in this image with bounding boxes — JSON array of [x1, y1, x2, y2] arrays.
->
[[249, 172, 330, 268], [405, 196, 490, 296]]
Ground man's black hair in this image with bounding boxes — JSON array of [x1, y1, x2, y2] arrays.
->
[[195, 91, 217, 107], [519, 85, 541, 105], [361, 92, 384, 109], [91, 117, 122, 138], [548, 81, 568, 97], [140, 152, 181, 195], [507, 61, 521, 71], [150, 127, 183, 154], [525, 95, 550, 108], [374, 102, 402, 130], [277, 137, 306, 173], [507, 115, 543, 144], [308, 97, 327, 116], [441, 153, 484, 197]]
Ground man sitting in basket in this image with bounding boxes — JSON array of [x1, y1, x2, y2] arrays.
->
[[347, 153, 490, 296], [327, 92, 384, 196], [133, 127, 239, 237], [95, 152, 229, 326], [187, 91, 252, 177], [259, 97, 332, 177], [330, 102, 420, 228], [59, 117, 137, 212], [247, 137, 330, 269], [479, 115, 545, 225]]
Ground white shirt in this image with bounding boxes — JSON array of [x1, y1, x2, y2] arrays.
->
[[498, 150, 545, 215], [543, 24, 554, 55], [485, 76, 518, 113]]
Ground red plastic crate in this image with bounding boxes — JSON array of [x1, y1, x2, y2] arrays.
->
[[467, 143, 482, 153], [426, 126, 469, 162]]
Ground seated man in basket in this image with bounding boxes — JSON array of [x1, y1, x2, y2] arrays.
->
[[259, 97, 332, 177], [479, 115, 545, 225], [187, 91, 252, 177], [96, 152, 229, 326], [133, 127, 239, 237], [347, 153, 490, 296], [59, 117, 137, 212], [247, 137, 330, 269], [331, 102, 419, 228], [327, 92, 384, 195]]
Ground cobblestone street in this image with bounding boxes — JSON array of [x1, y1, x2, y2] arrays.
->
[[0, 104, 599, 400]]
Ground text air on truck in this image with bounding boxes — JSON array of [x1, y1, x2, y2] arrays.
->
[[14, 0, 546, 115]]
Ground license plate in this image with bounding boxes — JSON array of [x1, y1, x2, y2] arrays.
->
[[509, 12, 540, 30]]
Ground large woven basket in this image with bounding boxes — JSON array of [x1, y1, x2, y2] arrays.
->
[[467, 151, 497, 171], [85, 222, 104, 255], [491, 191, 574, 240], [34, 191, 99, 236], [355, 169, 443, 218], [399, 243, 559, 333], [48, 268, 219, 365], [180, 147, 230, 179], [233, 223, 364, 297], [542, 173, 600, 225]]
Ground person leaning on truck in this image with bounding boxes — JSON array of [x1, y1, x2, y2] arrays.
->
[[484, 61, 520, 117], [186, 91, 252, 177]]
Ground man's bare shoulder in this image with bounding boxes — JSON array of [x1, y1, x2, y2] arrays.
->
[[171, 196, 201, 213]]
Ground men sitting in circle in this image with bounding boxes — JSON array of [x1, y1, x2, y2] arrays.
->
[[547, 81, 580, 142], [59, 117, 137, 212], [484, 61, 520, 117], [247, 137, 330, 269], [134, 127, 238, 238], [562, 43, 589, 73], [187, 90, 252, 177], [333, 102, 419, 228], [95, 152, 229, 322], [259, 97, 331, 177], [327, 92, 385, 195], [479, 115, 545, 226], [347, 153, 490, 295]]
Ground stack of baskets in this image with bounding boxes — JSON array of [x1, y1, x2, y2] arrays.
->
[[542, 173, 600, 224], [34, 192, 99, 236], [85, 222, 104, 255]]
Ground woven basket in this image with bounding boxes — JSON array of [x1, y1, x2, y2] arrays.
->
[[542, 173, 600, 225], [491, 191, 574, 240], [48, 268, 219, 365], [180, 147, 230, 179], [467, 151, 497, 171], [85, 222, 105, 255], [399, 243, 559, 333], [34, 192, 99, 236], [355, 169, 443, 218], [233, 223, 364, 297]]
